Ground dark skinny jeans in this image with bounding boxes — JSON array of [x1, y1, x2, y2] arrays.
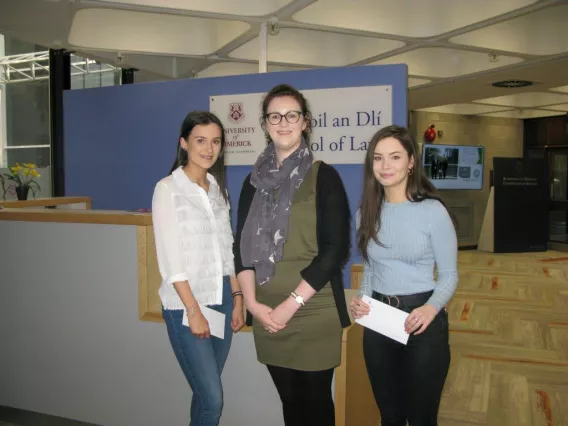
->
[[363, 290, 451, 426]]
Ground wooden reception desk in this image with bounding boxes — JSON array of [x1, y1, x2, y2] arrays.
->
[[0, 196, 91, 210], [0, 207, 379, 426], [0, 206, 159, 322]]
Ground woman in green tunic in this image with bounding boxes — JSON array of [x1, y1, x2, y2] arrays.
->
[[234, 84, 351, 426]]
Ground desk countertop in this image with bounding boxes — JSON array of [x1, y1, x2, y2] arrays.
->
[[0, 196, 92, 209], [0, 207, 152, 226]]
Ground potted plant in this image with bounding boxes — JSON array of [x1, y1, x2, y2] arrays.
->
[[1, 163, 41, 200]]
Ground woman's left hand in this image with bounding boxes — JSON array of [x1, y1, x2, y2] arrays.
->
[[269, 298, 299, 327], [405, 304, 438, 335], [231, 297, 245, 333]]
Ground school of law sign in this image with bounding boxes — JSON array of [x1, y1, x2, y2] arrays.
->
[[210, 85, 392, 165]]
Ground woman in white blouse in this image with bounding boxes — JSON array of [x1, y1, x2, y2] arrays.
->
[[152, 111, 245, 426]]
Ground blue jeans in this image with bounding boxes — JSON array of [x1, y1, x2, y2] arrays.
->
[[162, 276, 234, 426]]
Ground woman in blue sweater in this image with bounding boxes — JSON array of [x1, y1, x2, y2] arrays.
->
[[350, 125, 458, 426]]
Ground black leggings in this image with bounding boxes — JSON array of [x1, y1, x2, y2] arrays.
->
[[266, 364, 335, 426], [363, 291, 451, 426]]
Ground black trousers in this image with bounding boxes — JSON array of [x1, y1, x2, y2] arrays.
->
[[266, 364, 335, 426], [363, 291, 451, 426]]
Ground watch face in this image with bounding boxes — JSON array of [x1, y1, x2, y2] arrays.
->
[[291, 292, 304, 305]]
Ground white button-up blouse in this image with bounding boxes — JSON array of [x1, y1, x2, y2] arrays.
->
[[151, 167, 235, 309]]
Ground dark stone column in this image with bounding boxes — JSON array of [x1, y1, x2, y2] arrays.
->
[[49, 49, 71, 197]]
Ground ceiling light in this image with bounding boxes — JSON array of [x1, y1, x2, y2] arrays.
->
[[491, 80, 534, 88]]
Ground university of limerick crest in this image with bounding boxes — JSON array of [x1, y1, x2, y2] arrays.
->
[[228, 103, 245, 123]]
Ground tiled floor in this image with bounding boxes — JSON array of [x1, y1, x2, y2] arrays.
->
[[438, 250, 568, 426], [3, 251, 568, 426]]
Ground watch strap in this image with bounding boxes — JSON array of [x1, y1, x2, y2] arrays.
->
[[290, 291, 305, 307]]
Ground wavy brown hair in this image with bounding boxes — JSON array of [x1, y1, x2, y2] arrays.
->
[[357, 125, 454, 262], [260, 84, 313, 144]]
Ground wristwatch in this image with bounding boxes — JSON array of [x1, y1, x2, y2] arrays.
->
[[290, 291, 305, 307]]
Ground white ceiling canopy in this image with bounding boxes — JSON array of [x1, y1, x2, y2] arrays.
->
[[549, 85, 568, 93], [370, 48, 523, 78], [197, 62, 304, 78], [68, 8, 250, 56], [228, 28, 405, 67], [480, 109, 565, 119], [450, 3, 568, 56], [408, 78, 431, 88], [292, 0, 539, 38], [92, 0, 296, 16], [541, 103, 568, 112], [196, 63, 433, 88], [1, 0, 568, 113], [416, 104, 510, 115], [473, 92, 568, 108]]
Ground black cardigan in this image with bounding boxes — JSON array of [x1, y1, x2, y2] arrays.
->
[[233, 162, 352, 328]]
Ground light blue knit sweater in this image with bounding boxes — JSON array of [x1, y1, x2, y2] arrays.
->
[[358, 198, 458, 312]]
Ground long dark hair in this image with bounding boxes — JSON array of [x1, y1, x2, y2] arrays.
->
[[357, 125, 455, 262], [169, 111, 228, 204], [260, 84, 313, 145]]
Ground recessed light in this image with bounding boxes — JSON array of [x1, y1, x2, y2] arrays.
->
[[492, 80, 534, 88]]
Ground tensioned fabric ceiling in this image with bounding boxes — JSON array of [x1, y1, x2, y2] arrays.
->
[[1, 0, 567, 118]]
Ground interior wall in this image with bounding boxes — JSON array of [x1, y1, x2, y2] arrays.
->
[[0, 221, 284, 426], [410, 111, 524, 246], [63, 64, 408, 287]]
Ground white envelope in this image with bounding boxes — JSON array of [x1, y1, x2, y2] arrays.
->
[[182, 305, 225, 339], [355, 295, 410, 345]]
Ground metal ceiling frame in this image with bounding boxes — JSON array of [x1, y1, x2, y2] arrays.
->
[[0, 51, 119, 84]]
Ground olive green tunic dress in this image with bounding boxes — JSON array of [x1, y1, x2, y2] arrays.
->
[[252, 162, 343, 371]]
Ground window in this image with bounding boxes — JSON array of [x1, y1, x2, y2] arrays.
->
[[71, 54, 121, 90], [0, 34, 120, 176], [4, 78, 51, 167], [0, 34, 51, 168]]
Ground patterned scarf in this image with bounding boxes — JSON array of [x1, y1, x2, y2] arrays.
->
[[240, 140, 313, 285]]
